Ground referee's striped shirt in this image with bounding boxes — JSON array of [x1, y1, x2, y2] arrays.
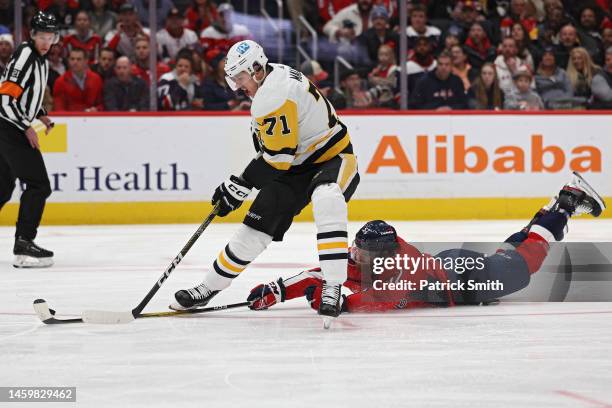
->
[[0, 41, 49, 132]]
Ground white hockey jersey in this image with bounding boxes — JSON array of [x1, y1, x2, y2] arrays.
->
[[250, 63, 350, 170]]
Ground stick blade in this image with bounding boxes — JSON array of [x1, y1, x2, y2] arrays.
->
[[33, 299, 54, 323], [82, 310, 135, 324]]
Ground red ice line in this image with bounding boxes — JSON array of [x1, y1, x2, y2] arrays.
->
[[555, 390, 612, 408]]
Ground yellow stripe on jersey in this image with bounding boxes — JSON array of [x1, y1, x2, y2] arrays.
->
[[314, 132, 350, 164], [337, 153, 358, 193], [257, 99, 299, 152], [317, 241, 348, 251]]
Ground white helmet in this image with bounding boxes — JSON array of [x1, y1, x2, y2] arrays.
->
[[224, 40, 268, 91]]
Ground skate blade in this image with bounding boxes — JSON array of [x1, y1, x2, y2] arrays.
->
[[572, 171, 607, 214], [13, 255, 53, 268], [322, 316, 335, 330]]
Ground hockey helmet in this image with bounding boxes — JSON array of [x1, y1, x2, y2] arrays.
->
[[351, 220, 399, 264], [224, 40, 268, 91], [30, 11, 60, 44]]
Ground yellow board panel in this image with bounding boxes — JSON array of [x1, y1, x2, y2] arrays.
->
[[0, 198, 610, 225], [37, 124, 68, 153]]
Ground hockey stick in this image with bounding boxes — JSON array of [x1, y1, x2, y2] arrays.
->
[[33, 299, 252, 324], [33, 203, 220, 324]]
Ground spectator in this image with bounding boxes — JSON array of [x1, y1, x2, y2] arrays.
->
[[537, 1, 570, 47], [410, 52, 468, 110], [368, 44, 398, 88], [157, 8, 198, 64], [202, 51, 250, 111], [357, 6, 397, 66], [47, 43, 66, 77], [468, 62, 505, 110], [495, 37, 530, 94], [132, 36, 171, 85], [184, 0, 218, 34], [0, 33, 12, 74], [157, 51, 204, 110], [534, 47, 573, 107], [63, 10, 103, 63], [407, 36, 437, 92], [105, 3, 150, 61], [130, 0, 175, 28], [591, 47, 612, 109], [406, 4, 441, 51], [451, 45, 478, 92], [0, 0, 14, 30], [510, 22, 535, 71], [365, 44, 399, 108], [89, 0, 117, 39], [463, 22, 496, 71], [200, 3, 251, 55], [504, 67, 544, 110], [317, 0, 355, 25], [191, 49, 207, 82], [53, 48, 104, 111], [603, 25, 612, 52], [301, 59, 332, 94], [578, 7, 603, 50], [442, 33, 461, 53], [323, 0, 374, 42], [567, 46, 600, 101], [91, 47, 116, 81], [327, 70, 374, 109], [500, 0, 538, 41], [447, 1, 485, 42], [104, 56, 149, 111], [46, 0, 78, 36], [554, 24, 598, 69]]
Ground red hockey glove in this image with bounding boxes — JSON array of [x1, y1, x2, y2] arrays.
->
[[247, 278, 286, 310]]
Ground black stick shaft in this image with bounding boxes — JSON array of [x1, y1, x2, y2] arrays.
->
[[138, 301, 252, 319], [131, 203, 220, 317]]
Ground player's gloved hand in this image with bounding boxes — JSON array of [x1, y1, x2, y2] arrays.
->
[[247, 278, 286, 310], [212, 175, 252, 217], [304, 284, 349, 313]]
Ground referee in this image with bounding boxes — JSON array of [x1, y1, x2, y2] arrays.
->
[[0, 11, 58, 268]]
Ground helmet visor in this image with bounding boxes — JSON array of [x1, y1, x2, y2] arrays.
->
[[32, 30, 60, 45], [225, 71, 252, 91]]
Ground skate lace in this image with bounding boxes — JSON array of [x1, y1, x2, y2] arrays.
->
[[321, 283, 340, 305], [576, 202, 593, 215], [187, 284, 212, 300]]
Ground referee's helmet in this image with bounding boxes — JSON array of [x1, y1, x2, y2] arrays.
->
[[30, 11, 60, 44]]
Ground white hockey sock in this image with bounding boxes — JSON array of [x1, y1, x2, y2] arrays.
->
[[312, 183, 348, 284], [202, 224, 273, 291]]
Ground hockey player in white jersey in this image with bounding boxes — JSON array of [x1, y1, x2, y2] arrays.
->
[[170, 40, 360, 328]]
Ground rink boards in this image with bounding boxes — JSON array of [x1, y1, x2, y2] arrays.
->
[[1, 112, 610, 224]]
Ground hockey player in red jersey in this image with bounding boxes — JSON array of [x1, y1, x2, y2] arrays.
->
[[247, 172, 606, 313]]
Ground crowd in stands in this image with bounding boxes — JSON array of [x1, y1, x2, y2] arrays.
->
[[0, 0, 611, 111]]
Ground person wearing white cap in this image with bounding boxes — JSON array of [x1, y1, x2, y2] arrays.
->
[[199, 3, 251, 54], [0, 33, 13, 74]]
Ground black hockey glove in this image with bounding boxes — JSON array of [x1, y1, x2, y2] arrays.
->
[[212, 175, 252, 217]]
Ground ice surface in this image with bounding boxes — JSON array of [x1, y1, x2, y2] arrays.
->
[[1, 220, 611, 408]]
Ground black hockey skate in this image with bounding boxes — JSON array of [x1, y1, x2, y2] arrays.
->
[[170, 283, 219, 311], [13, 237, 54, 268], [318, 281, 342, 329], [553, 172, 606, 217]]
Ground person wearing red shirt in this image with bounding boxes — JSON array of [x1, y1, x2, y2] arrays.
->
[[184, 0, 219, 34], [63, 10, 103, 64], [131, 37, 171, 85], [53, 48, 104, 111], [248, 173, 605, 313]]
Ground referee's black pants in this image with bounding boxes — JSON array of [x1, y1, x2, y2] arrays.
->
[[0, 119, 52, 240]]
